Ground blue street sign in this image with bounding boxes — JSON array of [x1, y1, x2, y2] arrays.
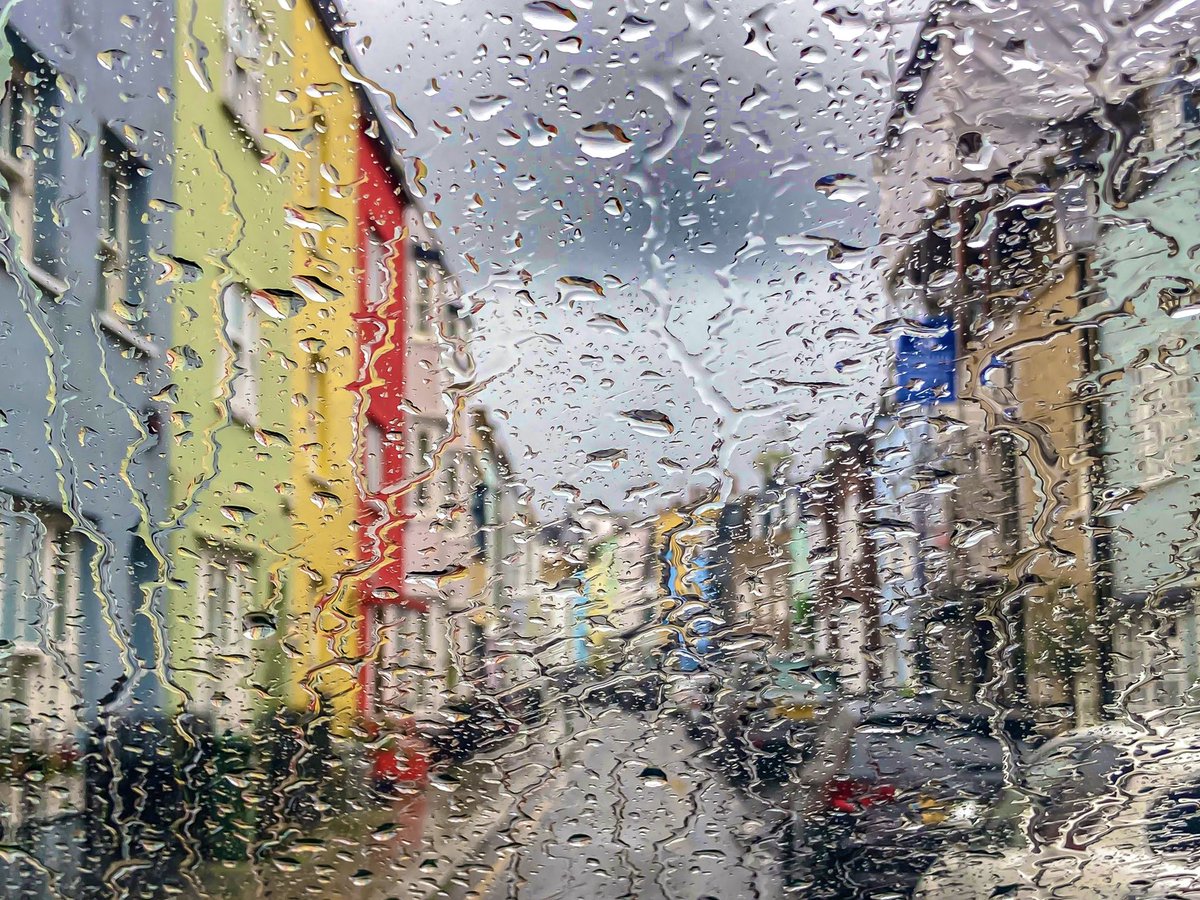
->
[[895, 315, 956, 404]]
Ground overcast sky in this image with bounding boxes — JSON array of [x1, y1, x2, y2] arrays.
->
[[341, 0, 923, 518]]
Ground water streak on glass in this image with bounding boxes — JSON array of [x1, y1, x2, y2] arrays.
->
[[1, 0, 1200, 898]]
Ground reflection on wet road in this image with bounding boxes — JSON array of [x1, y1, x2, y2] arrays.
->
[[450, 708, 779, 900]]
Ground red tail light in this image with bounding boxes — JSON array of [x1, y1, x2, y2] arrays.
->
[[826, 777, 897, 813]]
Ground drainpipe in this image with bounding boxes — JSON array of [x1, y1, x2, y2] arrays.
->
[[1077, 249, 1115, 718]]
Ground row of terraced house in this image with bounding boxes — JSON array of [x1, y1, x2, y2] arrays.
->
[[0, 0, 541, 875], [561, 2, 1200, 741], [796, 0, 1200, 735]]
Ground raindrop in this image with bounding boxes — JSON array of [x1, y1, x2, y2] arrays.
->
[[468, 94, 511, 122], [586, 448, 627, 468], [242, 611, 276, 640], [522, 1, 578, 32], [619, 15, 655, 42], [815, 173, 870, 203], [620, 409, 675, 436], [96, 48, 127, 70], [639, 766, 668, 786], [576, 123, 633, 159]]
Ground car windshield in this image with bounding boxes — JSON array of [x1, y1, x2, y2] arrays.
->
[[8, 1, 1200, 897]]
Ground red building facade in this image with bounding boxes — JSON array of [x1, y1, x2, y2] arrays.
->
[[354, 127, 414, 723]]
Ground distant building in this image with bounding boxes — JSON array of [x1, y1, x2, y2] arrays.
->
[[165, 0, 300, 735], [811, 432, 884, 696], [352, 88, 412, 730], [876, 1, 1108, 726], [397, 216, 474, 714]]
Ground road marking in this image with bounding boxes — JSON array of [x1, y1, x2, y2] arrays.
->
[[466, 778, 562, 899]]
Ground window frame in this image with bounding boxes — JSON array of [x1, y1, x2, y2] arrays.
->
[[414, 426, 432, 509], [1128, 353, 1193, 485], [305, 352, 330, 474], [413, 258, 435, 336], [0, 500, 84, 749], [195, 545, 256, 726], [369, 602, 427, 717], [199, 548, 253, 649], [98, 130, 153, 348], [365, 225, 390, 311], [443, 449, 458, 502], [222, 0, 267, 139], [0, 42, 61, 293], [364, 419, 385, 494], [221, 282, 258, 425]]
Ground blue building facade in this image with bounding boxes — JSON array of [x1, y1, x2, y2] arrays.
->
[[0, 0, 175, 755], [1093, 77, 1200, 714]]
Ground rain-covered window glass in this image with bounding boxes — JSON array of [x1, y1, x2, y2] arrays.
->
[[17, 1, 1200, 898], [222, 0, 266, 137]]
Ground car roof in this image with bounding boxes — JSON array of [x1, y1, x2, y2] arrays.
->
[[1031, 723, 1143, 759], [1028, 722, 1200, 786]]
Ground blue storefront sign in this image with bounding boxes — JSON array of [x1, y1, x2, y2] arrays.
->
[[895, 315, 956, 404]]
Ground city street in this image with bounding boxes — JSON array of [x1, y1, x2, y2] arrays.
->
[[445, 707, 782, 900], [185, 706, 782, 900]]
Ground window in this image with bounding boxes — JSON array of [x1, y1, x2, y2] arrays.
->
[[366, 227, 390, 310], [838, 486, 862, 583], [415, 428, 432, 508], [1146, 83, 1195, 150], [99, 132, 147, 334], [1129, 355, 1192, 483], [443, 301, 465, 342], [443, 450, 458, 501], [364, 419, 384, 493], [222, 283, 257, 424], [370, 604, 426, 715], [472, 483, 491, 558], [0, 502, 82, 651], [197, 547, 255, 726], [1147, 785, 1200, 856], [1184, 88, 1200, 128], [0, 500, 83, 748], [198, 548, 254, 649], [223, 0, 266, 137], [413, 259, 435, 335], [989, 200, 1059, 294], [903, 210, 953, 290], [0, 47, 56, 282], [305, 354, 332, 472]]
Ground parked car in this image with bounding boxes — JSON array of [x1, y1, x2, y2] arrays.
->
[[743, 659, 840, 767], [791, 698, 1023, 897], [914, 722, 1200, 899], [421, 689, 519, 766]]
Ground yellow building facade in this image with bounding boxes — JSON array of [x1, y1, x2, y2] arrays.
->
[[283, 0, 363, 733]]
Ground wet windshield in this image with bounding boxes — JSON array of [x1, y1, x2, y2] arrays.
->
[[5, 0, 1200, 898]]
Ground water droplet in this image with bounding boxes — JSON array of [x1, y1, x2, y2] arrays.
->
[[468, 94, 511, 122], [523, 1, 577, 32], [577, 123, 633, 159], [242, 612, 276, 640]]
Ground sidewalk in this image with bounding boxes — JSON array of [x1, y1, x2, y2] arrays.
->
[[185, 713, 576, 900]]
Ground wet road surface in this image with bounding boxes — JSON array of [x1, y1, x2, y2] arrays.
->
[[445, 706, 782, 900]]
